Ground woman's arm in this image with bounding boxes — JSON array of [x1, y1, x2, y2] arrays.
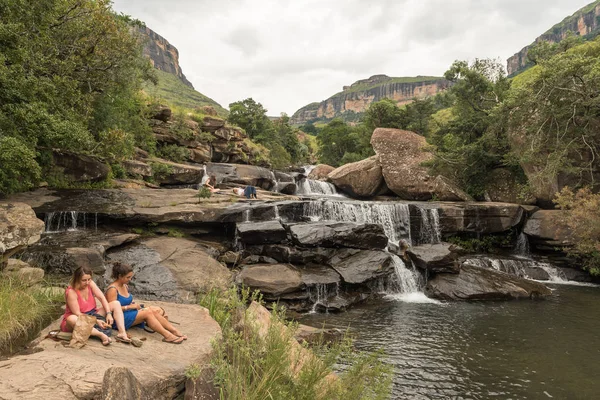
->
[[91, 281, 114, 326], [105, 285, 118, 302], [66, 289, 81, 316]]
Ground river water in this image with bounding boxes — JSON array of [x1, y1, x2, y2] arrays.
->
[[300, 284, 600, 399]]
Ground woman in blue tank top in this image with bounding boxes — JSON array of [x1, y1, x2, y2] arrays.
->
[[105, 262, 187, 344]]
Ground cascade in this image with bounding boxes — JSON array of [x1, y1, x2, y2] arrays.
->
[[385, 255, 439, 303], [44, 212, 97, 233], [302, 200, 411, 244], [515, 232, 530, 256], [416, 206, 442, 244], [463, 257, 569, 282], [308, 282, 340, 313], [242, 209, 251, 223], [296, 178, 340, 196], [273, 205, 280, 220]]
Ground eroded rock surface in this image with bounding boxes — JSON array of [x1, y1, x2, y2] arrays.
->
[[288, 221, 388, 250], [407, 243, 463, 274], [0, 202, 45, 263], [327, 156, 384, 198]]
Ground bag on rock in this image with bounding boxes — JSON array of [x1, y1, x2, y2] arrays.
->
[[70, 314, 97, 349]]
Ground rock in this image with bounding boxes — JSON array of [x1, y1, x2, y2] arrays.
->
[[287, 222, 388, 250], [407, 243, 463, 274], [151, 105, 172, 122], [523, 210, 572, 248], [370, 128, 471, 201], [435, 202, 525, 234], [65, 247, 106, 274], [3, 266, 45, 286], [294, 324, 344, 345], [237, 221, 288, 245], [218, 251, 241, 265], [483, 168, 536, 204], [309, 164, 335, 180], [241, 255, 279, 265], [255, 245, 338, 266], [298, 265, 341, 286], [461, 257, 551, 280], [274, 172, 294, 182], [122, 160, 152, 178], [0, 302, 220, 400], [52, 149, 110, 183], [207, 163, 276, 190], [237, 264, 304, 296], [327, 156, 384, 198], [558, 267, 593, 282], [150, 159, 205, 186], [199, 116, 226, 132], [189, 146, 212, 164], [425, 264, 552, 301], [4, 258, 31, 272], [274, 181, 297, 195], [328, 249, 393, 284], [184, 367, 219, 400], [212, 127, 246, 141], [198, 106, 218, 116], [0, 203, 45, 263], [102, 367, 143, 400]]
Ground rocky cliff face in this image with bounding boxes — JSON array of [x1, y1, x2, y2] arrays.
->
[[507, 1, 600, 76], [138, 26, 194, 88], [291, 75, 450, 125]]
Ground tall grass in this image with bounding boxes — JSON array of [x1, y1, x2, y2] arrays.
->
[[0, 278, 63, 354], [199, 288, 393, 400]]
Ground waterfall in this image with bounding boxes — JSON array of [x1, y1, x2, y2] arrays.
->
[[385, 255, 439, 303], [303, 200, 411, 244], [296, 178, 340, 196], [308, 282, 340, 313], [417, 206, 442, 244], [242, 209, 250, 223], [515, 233, 530, 257], [273, 205, 280, 220], [463, 257, 569, 282], [44, 211, 97, 233]]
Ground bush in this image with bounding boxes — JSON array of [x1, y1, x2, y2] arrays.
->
[[156, 144, 190, 163], [149, 162, 173, 182], [96, 129, 135, 163], [198, 186, 212, 199], [0, 137, 41, 195]]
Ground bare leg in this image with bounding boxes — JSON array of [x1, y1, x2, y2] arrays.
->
[[149, 306, 168, 320], [109, 300, 129, 340], [132, 309, 182, 342], [154, 312, 186, 339]]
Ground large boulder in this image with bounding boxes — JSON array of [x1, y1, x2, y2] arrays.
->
[[483, 168, 536, 204], [52, 149, 110, 183], [328, 249, 393, 284], [237, 264, 304, 296], [523, 210, 572, 249], [308, 164, 335, 180], [407, 243, 463, 274], [435, 202, 525, 234], [327, 156, 384, 198], [287, 221, 388, 250], [237, 221, 288, 245], [2, 259, 45, 286], [425, 264, 552, 301], [206, 163, 276, 190], [370, 128, 471, 201], [199, 116, 226, 132], [122, 160, 152, 178], [150, 160, 205, 186], [0, 203, 45, 263]]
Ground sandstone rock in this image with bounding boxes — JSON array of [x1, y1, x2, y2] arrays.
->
[[434, 202, 525, 234], [52, 149, 110, 183], [151, 105, 172, 122], [328, 249, 393, 284], [184, 367, 219, 400], [189, 146, 212, 164], [0, 203, 45, 263], [207, 163, 276, 190], [218, 251, 241, 265], [213, 126, 246, 141], [483, 168, 536, 204], [200, 116, 226, 132], [0, 302, 220, 400], [198, 106, 218, 116], [287, 221, 388, 250], [4, 258, 31, 272], [237, 221, 288, 245], [327, 156, 383, 198], [275, 171, 294, 182], [237, 264, 304, 296], [407, 243, 463, 274], [461, 257, 552, 281], [274, 181, 297, 195], [150, 159, 205, 186], [65, 247, 106, 274], [309, 164, 335, 180], [523, 210, 572, 248], [370, 128, 471, 201], [102, 367, 143, 400], [3, 266, 45, 286], [425, 264, 552, 301], [298, 265, 341, 286], [122, 160, 152, 177]]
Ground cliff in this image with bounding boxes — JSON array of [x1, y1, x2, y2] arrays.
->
[[138, 26, 194, 88], [507, 1, 600, 76], [290, 75, 450, 125]]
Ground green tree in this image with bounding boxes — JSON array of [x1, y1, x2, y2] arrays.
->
[[227, 98, 274, 141], [0, 137, 41, 194], [363, 99, 407, 133]]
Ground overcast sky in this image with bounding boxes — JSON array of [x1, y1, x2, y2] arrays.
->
[[112, 0, 592, 115]]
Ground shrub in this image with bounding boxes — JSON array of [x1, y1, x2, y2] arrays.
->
[[198, 186, 212, 199], [0, 137, 41, 195], [156, 144, 190, 163], [149, 162, 173, 182], [96, 129, 135, 163]]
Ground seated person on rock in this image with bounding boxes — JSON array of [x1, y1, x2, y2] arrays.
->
[[61, 266, 126, 346], [232, 185, 257, 199], [203, 175, 220, 193], [105, 262, 186, 344]]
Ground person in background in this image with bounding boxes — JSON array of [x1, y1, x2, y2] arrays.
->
[[105, 262, 186, 344], [204, 175, 220, 193], [60, 266, 126, 346], [231, 186, 257, 199]]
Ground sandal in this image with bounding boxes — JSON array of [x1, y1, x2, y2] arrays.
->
[[115, 335, 133, 344], [162, 336, 184, 344]]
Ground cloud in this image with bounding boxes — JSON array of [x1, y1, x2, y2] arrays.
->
[[112, 0, 594, 115]]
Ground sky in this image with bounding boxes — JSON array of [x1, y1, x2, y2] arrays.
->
[[112, 0, 593, 116]]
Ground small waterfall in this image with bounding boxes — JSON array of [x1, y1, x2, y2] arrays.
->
[[515, 233, 530, 257], [303, 200, 411, 244], [417, 206, 441, 244], [385, 255, 439, 303], [308, 282, 340, 313], [272, 205, 280, 220], [296, 178, 340, 196], [242, 209, 250, 223], [463, 257, 569, 282], [44, 211, 97, 233]]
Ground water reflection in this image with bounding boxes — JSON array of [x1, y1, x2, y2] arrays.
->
[[300, 285, 600, 399]]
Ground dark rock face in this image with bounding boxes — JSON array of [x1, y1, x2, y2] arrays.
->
[[407, 243, 463, 274], [328, 156, 384, 198], [237, 221, 288, 245], [150, 160, 205, 186], [102, 366, 143, 400], [435, 202, 524, 234], [425, 264, 552, 301], [328, 249, 393, 284], [288, 221, 388, 250], [236, 264, 304, 296], [207, 163, 276, 190], [483, 168, 536, 204], [523, 210, 572, 249], [52, 149, 110, 183], [0, 203, 45, 263]]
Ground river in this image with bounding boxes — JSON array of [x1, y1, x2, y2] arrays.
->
[[300, 284, 600, 399]]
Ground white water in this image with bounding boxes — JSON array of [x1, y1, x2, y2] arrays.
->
[[515, 232, 530, 256], [385, 255, 441, 304], [296, 178, 341, 196], [44, 211, 97, 233], [417, 206, 442, 244], [303, 200, 411, 244], [463, 257, 575, 284], [308, 282, 340, 313]]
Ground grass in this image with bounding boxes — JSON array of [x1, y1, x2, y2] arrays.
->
[[198, 288, 393, 400], [0, 278, 63, 354], [143, 70, 228, 117]]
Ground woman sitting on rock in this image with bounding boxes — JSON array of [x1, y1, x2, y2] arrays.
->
[[203, 175, 220, 193], [105, 262, 186, 344], [61, 266, 128, 346]]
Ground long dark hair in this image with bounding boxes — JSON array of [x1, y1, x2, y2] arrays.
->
[[111, 261, 133, 280], [70, 266, 93, 288]]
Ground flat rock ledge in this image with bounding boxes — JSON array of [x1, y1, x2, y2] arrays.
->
[[0, 302, 221, 400]]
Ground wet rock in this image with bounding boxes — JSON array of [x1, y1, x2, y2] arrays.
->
[[328, 156, 384, 198], [328, 249, 393, 284], [237, 264, 304, 296], [102, 366, 143, 400], [308, 164, 335, 180], [557, 267, 593, 282], [122, 160, 152, 178], [0, 203, 45, 263], [294, 324, 344, 345], [523, 210, 572, 248], [52, 149, 111, 183], [461, 257, 551, 280], [237, 221, 287, 245], [371, 128, 471, 201], [407, 243, 463, 274], [252, 244, 338, 266], [435, 202, 525, 234], [150, 159, 205, 186], [241, 255, 278, 265], [425, 264, 552, 301], [287, 221, 388, 250], [298, 265, 341, 286]]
